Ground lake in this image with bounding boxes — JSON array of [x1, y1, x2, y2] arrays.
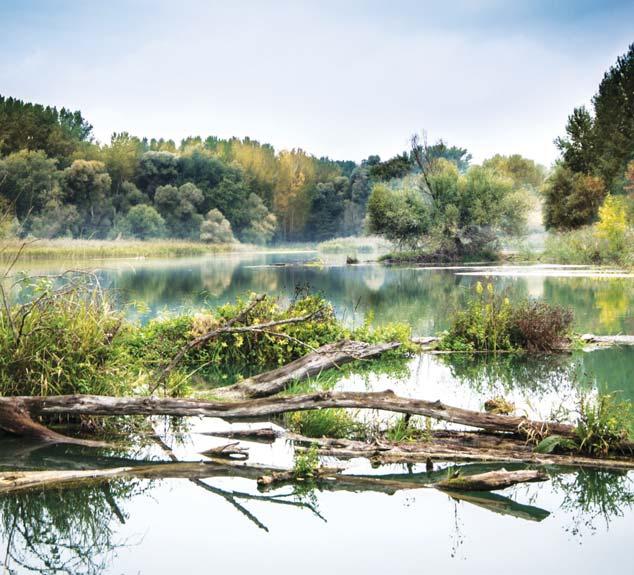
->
[[1, 251, 633, 574]]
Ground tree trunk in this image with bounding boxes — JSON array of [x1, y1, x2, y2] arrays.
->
[[215, 340, 401, 399]]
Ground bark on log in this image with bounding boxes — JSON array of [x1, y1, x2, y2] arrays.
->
[[293, 431, 634, 470], [215, 340, 401, 399], [0, 399, 107, 448], [0, 390, 576, 438], [0, 461, 549, 496]]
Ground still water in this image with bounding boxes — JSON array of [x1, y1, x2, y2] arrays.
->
[[1, 252, 633, 574]]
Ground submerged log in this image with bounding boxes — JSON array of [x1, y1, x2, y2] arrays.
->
[[0, 461, 548, 496], [435, 469, 547, 491], [293, 431, 634, 470], [215, 340, 401, 399]]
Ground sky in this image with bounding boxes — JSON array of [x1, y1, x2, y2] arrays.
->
[[0, 0, 632, 165]]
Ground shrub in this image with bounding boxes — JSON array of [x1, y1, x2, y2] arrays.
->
[[286, 409, 363, 439], [0, 276, 133, 396], [440, 283, 574, 352], [123, 204, 165, 240], [510, 300, 574, 352], [200, 208, 235, 243], [440, 282, 514, 352]]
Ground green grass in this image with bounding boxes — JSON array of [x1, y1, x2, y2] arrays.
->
[[317, 236, 392, 254], [542, 226, 634, 267], [0, 238, 240, 260]]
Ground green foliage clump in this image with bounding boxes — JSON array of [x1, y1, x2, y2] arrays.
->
[[286, 409, 364, 439], [440, 282, 514, 352], [542, 164, 607, 230], [440, 282, 573, 352], [200, 208, 236, 243], [543, 195, 634, 266], [368, 159, 528, 258], [125, 293, 347, 384], [576, 394, 632, 456], [385, 415, 432, 442], [0, 277, 134, 396], [293, 444, 320, 479], [122, 204, 165, 240]]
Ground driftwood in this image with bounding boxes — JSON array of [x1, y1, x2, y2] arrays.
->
[[0, 390, 577, 440], [291, 431, 634, 470], [0, 460, 548, 496], [215, 340, 401, 399], [200, 441, 249, 460]]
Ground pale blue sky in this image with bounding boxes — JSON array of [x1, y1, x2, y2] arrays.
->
[[1, 0, 632, 164]]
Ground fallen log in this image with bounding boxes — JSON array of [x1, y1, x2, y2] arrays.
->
[[0, 461, 548, 497], [292, 431, 634, 470], [0, 390, 577, 439], [0, 399, 108, 448], [215, 340, 402, 399]]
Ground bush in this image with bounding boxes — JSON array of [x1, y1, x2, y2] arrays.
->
[[200, 209, 236, 243], [510, 300, 574, 352], [0, 277, 133, 396], [123, 204, 165, 240], [286, 409, 363, 439], [440, 283, 574, 352]]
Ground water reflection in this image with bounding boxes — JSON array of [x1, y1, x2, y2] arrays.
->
[[12, 255, 634, 334], [1, 445, 633, 575]]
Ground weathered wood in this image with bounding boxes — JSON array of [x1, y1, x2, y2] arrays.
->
[[294, 431, 634, 470], [435, 468, 547, 491], [200, 442, 249, 460], [215, 340, 402, 399], [0, 399, 107, 448], [579, 334, 634, 347], [200, 427, 283, 443], [0, 390, 577, 439]]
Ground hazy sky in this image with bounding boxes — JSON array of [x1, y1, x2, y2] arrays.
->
[[1, 0, 632, 165]]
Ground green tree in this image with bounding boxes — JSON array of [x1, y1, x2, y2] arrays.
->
[[61, 160, 113, 237], [367, 181, 430, 247], [123, 204, 165, 239], [154, 182, 203, 238], [241, 193, 277, 244], [591, 43, 634, 190], [200, 208, 236, 243], [0, 149, 58, 220], [0, 95, 92, 159], [135, 151, 179, 199], [102, 132, 143, 207], [542, 164, 607, 230]]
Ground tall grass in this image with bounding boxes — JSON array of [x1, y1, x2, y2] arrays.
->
[[0, 239, 240, 260], [543, 226, 634, 266], [0, 277, 135, 396]]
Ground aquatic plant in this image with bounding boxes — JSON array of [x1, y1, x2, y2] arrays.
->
[[293, 443, 320, 479], [285, 409, 364, 439]]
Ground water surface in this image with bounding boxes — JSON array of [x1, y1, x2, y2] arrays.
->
[[2, 252, 633, 574]]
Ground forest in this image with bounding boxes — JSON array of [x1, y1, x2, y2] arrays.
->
[[0, 97, 539, 248]]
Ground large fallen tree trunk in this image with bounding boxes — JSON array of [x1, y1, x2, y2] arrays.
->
[[0, 389, 577, 438], [215, 340, 401, 399]]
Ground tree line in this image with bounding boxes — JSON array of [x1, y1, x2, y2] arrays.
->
[[0, 96, 378, 243]]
